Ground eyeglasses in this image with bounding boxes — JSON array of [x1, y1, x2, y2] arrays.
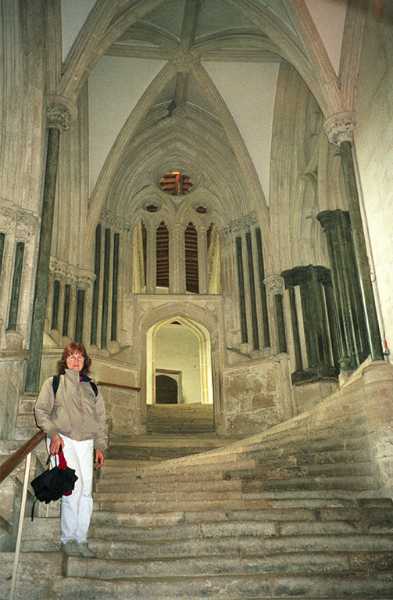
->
[[66, 353, 84, 361]]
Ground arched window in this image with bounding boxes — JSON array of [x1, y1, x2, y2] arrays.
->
[[156, 221, 169, 289], [185, 222, 199, 293]]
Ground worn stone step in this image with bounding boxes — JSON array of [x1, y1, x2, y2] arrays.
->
[[65, 550, 393, 579], [257, 475, 378, 493], [107, 445, 221, 459], [93, 493, 373, 515], [96, 477, 242, 494], [100, 458, 257, 480], [85, 533, 393, 561], [52, 571, 393, 599]]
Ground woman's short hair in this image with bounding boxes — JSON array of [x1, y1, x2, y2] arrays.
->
[[58, 341, 91, 375]]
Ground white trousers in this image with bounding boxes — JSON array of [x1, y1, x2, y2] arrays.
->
[[49, 435, 94, 544]]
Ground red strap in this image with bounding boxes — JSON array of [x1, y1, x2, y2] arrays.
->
[[58, 448, 68, 470]]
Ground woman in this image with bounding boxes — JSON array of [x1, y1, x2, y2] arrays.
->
[[35, 342, 106, 557]]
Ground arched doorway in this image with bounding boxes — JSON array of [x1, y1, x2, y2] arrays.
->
[[146, 316, 213, 407]]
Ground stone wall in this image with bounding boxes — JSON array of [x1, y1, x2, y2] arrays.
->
[[221, 357, 291, 435], [355, 4, 393, 359]]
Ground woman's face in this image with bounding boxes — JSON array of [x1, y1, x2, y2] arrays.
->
[[66, 351, 84, 372]]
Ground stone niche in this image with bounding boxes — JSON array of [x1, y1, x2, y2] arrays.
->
[[222, 358, 284, 435]]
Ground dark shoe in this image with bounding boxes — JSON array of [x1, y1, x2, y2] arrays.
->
[[78, 542, 95, 558], [61, 540, 80, 556]]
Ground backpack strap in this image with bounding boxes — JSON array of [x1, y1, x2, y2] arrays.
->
[[52, 374, 60, 397], [80, 373, 98, 397]]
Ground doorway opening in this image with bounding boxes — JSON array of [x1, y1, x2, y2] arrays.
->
[[155, 370, 181, 404], [146, 315, 213, 405]]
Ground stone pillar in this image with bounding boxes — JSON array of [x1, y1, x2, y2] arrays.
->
[[25, 98, 72, 393], [324, 113, 383, 362], [282, 265, 339, 385], [318, 209, 369, 370], [264, 275, 287, 355]]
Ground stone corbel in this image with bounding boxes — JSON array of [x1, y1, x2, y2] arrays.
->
[[324, 112, 356, 146], [171, 48, 200, 73], [46, 95, 77, 131]]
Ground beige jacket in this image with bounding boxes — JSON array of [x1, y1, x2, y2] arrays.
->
[[35, 369, 107, 449]]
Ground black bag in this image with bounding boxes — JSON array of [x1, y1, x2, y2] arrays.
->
[[30, 449, 78, 519]]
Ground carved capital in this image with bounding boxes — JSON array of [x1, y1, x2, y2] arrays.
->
[[223, 213, 257, 236], [101, 208, 131, 232], [264, 274, 284, 295], [78, 269, 96, 288], [46, 95, 76, 131], [324, 112, 355, 146]]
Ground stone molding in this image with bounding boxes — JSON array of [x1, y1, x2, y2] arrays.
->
[[49, 258, 95, 285], [264, 274, 285, 295], [324, 112, 356, 146], [0, 201, 38, 240], [46, 95, 76, 131]]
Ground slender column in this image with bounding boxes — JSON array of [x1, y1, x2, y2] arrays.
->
[[62, 282, 71, 338], [57, 279, 65, 338], [146, 224, 156, 294], [111, 232, 120, 341], [51, 279, 60, 331], [25, 100, 72, 393], [68, 283, 78, 343], [235, 236, 248, 344], [74, 287, 86, 343], [197, 225, 207, 294], [7, 242, 25, 331], [255, 227, 270, 348], [90, 224, 101, 346], [324, 113, 383, 361], [0, 232, 5, 277], [101, 227, 111, 348], [288, 287, 303, 371], [264, 275, 286, 354], [245, 229, 259, 350]]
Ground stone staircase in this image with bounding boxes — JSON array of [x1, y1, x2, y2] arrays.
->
[[146, 403, 214, 433], [2, 366, 393, 599]]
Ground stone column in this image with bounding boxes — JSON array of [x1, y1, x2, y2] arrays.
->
[[317, 209, 369, 370], [264, 275, 287, 355], [282, 265, 339, 385], [25, 98, 72, 393], [324, 113, 383, 362]]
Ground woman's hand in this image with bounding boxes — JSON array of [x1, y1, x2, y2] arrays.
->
[[95, 448, 105, 469], [49, 433, 63, 455]]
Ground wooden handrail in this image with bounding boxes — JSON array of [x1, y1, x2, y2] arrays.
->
[[0, 430, 45, 485], [0, 382, 141, 485], [97, 381, 141, 392]]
